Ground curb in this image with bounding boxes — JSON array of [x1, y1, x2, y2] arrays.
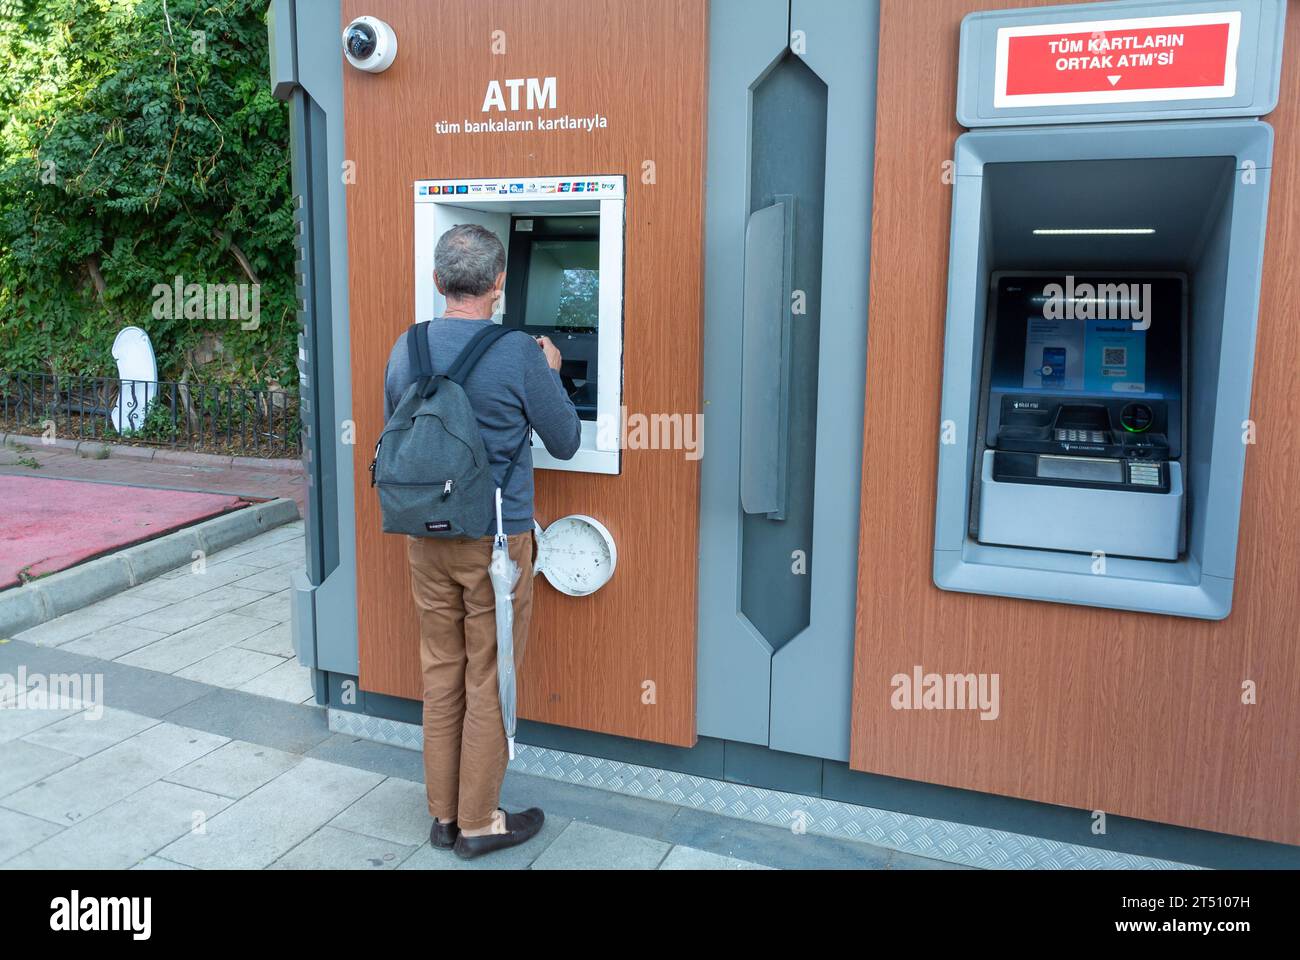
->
[[1, 432, 302, 474], [0, 498, 301, 638]]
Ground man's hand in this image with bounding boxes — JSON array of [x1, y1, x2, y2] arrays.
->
[[535, 335, 562, 372]]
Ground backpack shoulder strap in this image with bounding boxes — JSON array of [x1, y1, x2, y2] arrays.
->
[[406, 322, 434, 379], [499, 428, 533, 493], [446, 324, 522, 385], [479, 428, 534, 536]]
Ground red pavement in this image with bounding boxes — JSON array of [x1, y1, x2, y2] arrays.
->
[[0, 475, 249, 589]]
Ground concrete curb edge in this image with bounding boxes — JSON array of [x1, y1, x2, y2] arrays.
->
[[1, 432, 302, 474], [0, 498, 301, 638]]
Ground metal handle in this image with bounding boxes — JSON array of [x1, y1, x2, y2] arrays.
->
[[739, 195, 795, 519]]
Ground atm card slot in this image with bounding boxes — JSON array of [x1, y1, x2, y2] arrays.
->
[[1037, 455, 1123, 484]]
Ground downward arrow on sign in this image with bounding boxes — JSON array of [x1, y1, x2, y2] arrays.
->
[[1107, 75, 1122, 86]]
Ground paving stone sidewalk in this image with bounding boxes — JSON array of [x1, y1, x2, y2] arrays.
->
[[0, 523, 961, 870]]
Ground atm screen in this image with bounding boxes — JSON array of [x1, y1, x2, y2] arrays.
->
[[504, 214, 602, 420], [523, 238, 599, 329], [988, 275, 1183, 405]]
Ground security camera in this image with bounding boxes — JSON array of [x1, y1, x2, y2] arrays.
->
[[342, 16, 397, 73]]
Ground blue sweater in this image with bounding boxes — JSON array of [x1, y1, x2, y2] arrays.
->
[[383, 318, 582, 534]]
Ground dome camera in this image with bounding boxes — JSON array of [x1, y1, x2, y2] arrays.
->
[[342, 16, 397, 73]]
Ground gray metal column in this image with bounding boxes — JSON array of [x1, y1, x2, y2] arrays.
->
[[270, 0, 360, 681], [768, 0, 878, 760], [697, 0, 880, 760], [697, 0, 793, 746]]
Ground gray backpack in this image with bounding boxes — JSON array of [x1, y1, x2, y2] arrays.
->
[[370, 322, 531, 538]]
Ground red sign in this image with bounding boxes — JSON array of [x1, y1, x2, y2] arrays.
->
[[994, 12, 1241, 108]]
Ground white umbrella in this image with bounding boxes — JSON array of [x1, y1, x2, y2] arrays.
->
[[488, 488, 521, 760]]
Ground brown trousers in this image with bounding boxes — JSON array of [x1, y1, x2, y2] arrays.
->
[[406, 531, 534, 830]]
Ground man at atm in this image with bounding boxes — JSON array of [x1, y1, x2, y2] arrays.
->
[[382, 224, 581, 859]]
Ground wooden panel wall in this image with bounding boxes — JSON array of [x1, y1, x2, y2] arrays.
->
[[851, 0, 1300, 844], [344, 0, 707, 746]]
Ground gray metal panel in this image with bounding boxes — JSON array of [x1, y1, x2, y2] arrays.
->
[[289, 569, 316, 669], [767, 0, 879, 761], [740, 199, 793, 517], [280, 0, 360, 676], [267, 0, 298, 100], [933, 120, 1273, 620], [1196, 148, 1271, 581], [957, 0, 1287, 127], [696, 0, 790, 746], [738, 55, 827, 651]]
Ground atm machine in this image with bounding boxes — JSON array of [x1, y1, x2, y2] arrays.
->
[[412, 177, 625, 475], [974, 272, 1187, 560], [932, 2, 1283, 621]]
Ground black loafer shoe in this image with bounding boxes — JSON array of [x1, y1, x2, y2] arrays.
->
[[452, 808, 545, 860], [430, 820, 459, 849]]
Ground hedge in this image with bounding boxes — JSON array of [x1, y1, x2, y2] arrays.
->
[[0, 0, 296, 388]]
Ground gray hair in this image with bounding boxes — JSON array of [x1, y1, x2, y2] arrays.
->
[[434, 224, 506, 299]]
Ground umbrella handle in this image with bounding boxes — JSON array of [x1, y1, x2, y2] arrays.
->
[[494, 487, 505, 541]]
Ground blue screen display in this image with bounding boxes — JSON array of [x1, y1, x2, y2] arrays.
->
[[989, 276, 1182, 404]]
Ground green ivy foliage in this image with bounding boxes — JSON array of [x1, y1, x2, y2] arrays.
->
[[0, 0, 295, 386]]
